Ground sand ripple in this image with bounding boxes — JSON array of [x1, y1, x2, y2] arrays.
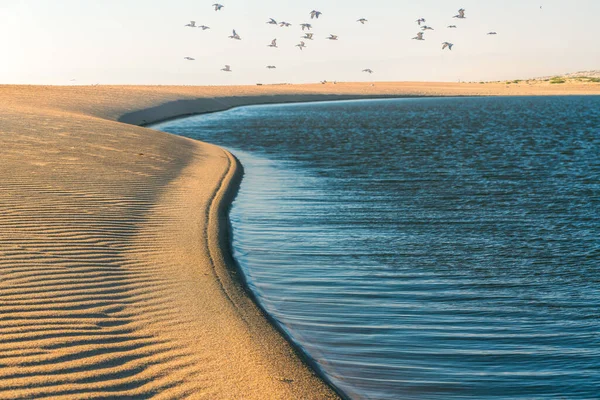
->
[[0, 89, 339, 399]]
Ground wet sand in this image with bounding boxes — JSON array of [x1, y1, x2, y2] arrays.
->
[[0, 82, 598, 399]]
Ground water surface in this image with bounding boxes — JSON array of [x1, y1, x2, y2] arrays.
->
[[156, 97, 600, 399]]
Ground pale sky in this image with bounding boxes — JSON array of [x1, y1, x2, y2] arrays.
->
[[1, 0, 599, 85]]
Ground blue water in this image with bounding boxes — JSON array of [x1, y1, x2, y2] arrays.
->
[[155, 97, 600, 399]]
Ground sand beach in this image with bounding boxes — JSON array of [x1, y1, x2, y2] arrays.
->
[[1, 82, 599, 399]]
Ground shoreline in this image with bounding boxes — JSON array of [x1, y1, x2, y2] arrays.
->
[[121, 94, 424, 126], [202, 149, 350, 400], [1, 83, 599, 399]]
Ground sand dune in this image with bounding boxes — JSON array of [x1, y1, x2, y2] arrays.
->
[[0, 82, 598, 399]]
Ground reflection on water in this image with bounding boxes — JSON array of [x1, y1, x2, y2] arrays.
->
[[155, 97, 600, 399]]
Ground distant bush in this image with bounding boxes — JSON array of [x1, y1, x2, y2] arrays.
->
[[579, 77, 600, 83], [550, 77, 566, 84], [512, 80, 522, 84]]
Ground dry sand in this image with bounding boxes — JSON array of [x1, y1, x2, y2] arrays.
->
[[0, 82, 598, 399]]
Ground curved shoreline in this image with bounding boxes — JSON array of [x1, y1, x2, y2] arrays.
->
[[204, 149, 350, 400], [148, 106, 355, 398]]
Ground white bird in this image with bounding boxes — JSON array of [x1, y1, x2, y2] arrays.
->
[[310, 10, 322, 19], [412, 32, 425, 40], [267, 18, 278, 25], [448, 25, 457, 28], [362, 69, 374, 74], [326, 34, 338, 40], [301, 23, 312, 30], [213, 3, 224, 11], [442, 42, 454, 50], [267, 65, 277, 69], [453, 8, 466, 19], [198, 25, 210, 30], [421, 25, 434, 31], [416, 18, 426, 25], [296, 41, 307, 50], [279, 21, 292, 27], [268, 38, 278, 48], [229, 29, 241, 40], [487, 31, 498, 35], [185, 21, 196, 28], [302, 33, 314, 40], [221, 65, 232, 72], [357, 18, 368, 24], [184, 57, 195, 61]]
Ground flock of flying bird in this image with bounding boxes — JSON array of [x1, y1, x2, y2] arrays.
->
[[412, 9, 498, 52], [182, 5, 501, 75]]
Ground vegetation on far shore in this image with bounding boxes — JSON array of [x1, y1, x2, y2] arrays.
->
[[470, 71, 600, 85]]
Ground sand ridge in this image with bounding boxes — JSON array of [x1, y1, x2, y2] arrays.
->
[[0, 82, 599, 399]]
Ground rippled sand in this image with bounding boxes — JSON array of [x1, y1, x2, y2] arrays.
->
[[0, 82, 598, 399]]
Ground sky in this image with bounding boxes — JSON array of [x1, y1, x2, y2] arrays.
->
[[1, 0, 599, 85]]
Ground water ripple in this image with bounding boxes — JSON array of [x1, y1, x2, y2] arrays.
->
[[158, 97, 600, 399]]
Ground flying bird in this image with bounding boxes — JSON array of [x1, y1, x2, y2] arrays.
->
[[326, 34, 339, 40], [221, 65, 232, 72], [185, 21, 196, 28], [357, 18, 368, 24], [267, 18, 278, 25], [268, 38, 278, 48], [416, 18, 426, 25], [310, 10, 322, 19], [421, 25, 434, 31], [213, 3, 224, 11], [296, 41, 307, 50], [184, 57, 195, 61], [229, 29, 241, 40], [487, 31, 498, 35], [448, 25, 457, 28], [362, 69, 374, 74], [301, 23, 312, 30], [453, 8, 466, 19], [279, 21, 292, 27], [198, 25, 210, 30], [442, 42, 454, 50], [266, 65, 277, 69], [302, 33, 314, 40], [412, 32, 425, 40]]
